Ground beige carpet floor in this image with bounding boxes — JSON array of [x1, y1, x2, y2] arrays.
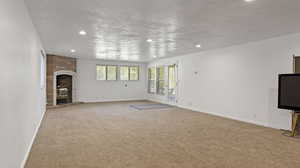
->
[[25, 101, 300, 168]]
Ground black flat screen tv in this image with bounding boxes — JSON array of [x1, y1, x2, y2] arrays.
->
[[278, 74, 300, 110]]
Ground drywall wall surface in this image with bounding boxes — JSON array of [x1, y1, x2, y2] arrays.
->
[[76, 59, 147, 102], [0, 0, 46, 167], [148, 33, 300, 130]]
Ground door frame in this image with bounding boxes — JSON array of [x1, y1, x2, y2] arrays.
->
[[293, 55, 300, 73]]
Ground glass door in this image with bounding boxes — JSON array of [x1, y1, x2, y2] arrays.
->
[[168, 64, 177, 103]]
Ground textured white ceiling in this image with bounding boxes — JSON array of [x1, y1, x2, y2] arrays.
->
[[25, 0, 300, 62]]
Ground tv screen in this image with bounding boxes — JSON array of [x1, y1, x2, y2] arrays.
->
[[278, 74, 300, 110]]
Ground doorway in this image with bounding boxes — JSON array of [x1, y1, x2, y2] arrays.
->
[[56, 75, 72, 105]]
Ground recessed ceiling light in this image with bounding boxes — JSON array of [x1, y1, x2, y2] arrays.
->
[[79, 30, 87, 35], [195, 44, 201, 48], [244, 0, 255, 2], [70, 49, 76, 53], [153, 55, 157, 58], [147, 39, 153, 42]]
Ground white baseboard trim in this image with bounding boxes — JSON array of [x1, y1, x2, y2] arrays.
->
[[20, 110, 46, 168], [176, 104, 271, 128], [146, 98, 169, 104], [81, 98, 147, 103], [146, 98, 278, 130]]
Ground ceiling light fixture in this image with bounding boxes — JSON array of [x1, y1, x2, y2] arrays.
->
[[147, 39, 153, 42], [195, 44, 201, 48], [244, 0, 255, 2], [70, 49, 76, 53], [79, 30, 87, 35]]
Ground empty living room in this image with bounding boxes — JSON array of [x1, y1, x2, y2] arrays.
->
[[2, 0, 300, 167]]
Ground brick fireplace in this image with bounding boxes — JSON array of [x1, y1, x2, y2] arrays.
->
[[46, 54, 76, 106]]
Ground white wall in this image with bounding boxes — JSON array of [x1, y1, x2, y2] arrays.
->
[[0, 0, 46, 167], [76, 59, 147, 102], [148, 33, 300, 130]]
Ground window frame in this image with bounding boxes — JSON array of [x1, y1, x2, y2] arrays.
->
[[106, 65, 117, 81], [97, 65, 139, 81], [168, 64, 176, 96], [119, 66, 130, 81], [156, 66, 165, 95], [129, 66, 139, 81], [96, 65, 107, 81]]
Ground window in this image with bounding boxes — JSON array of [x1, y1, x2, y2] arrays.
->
[[107, 66, 117, 80], [148, 67, 156, 93], [157, 66, 165, 95], [129, 66, 139, 80], [168, 65, 176, 95], [120, 66, 139, 81], [96, 65, 117, 81], [97, 65, 138, 81], [120, 66, 129, 80], [96, 65, 106, 80], [40, 51, 46, 89]]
